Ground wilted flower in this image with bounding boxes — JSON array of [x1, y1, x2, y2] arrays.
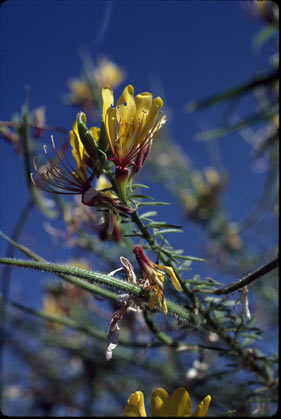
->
[[106, 257, 142, 360], [134, 245, 182, 314], [124, 387, 211, 417], [106, 247, 183, 359]]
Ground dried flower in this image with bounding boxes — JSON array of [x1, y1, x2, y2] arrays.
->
[[106, 257, 142, 360], [134, 245, 182, 315]]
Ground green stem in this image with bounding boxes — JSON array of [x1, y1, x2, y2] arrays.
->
[[0, 257, 141, 295], [0, 257, 192, 322], [197, 257, 279, 296]]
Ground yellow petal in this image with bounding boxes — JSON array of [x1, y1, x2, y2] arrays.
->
[[116, 84, 136, 125], [134, 92, 153, 129], [169, 388, 192, 417], [191, 395, 211, 417], [151, 388, 169, 417], [90, 126, 100, 142], [124, 391, 147, 417], [124, 404, 144, 417], [148, 293, 160, 311], [152, 263, 183, 292], [105, 106, 117, 152], [96, 175, 112, 191], [102, 85, 114, 123], [70, 116, 86, 180], [140, 96, 163, 141], [162, 298, 168, 314]]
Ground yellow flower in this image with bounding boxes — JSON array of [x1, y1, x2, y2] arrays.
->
[[94, 57, 125, 90], [68, 58, 124, 109], [43, 295, 67, 332], [124, 388, 211, 417], [68, 79, 93, 109], [102, 84, 166, 169], [133, 245, 182, 314], [225, 225, 242, 251]]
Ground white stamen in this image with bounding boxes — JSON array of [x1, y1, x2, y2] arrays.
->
[[108, 267, 123, 277], [51, 135, 56, 149]]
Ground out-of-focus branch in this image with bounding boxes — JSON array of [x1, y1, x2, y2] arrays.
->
[[0, 120, 68, 134], [195, 257, 279, 295]]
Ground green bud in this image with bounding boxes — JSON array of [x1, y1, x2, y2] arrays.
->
[[77, 112, 100, 160], [98, 121, 110, 154]]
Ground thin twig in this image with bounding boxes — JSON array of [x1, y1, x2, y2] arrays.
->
[[196, 257, 279, 295], [0, 120, 68, 134]]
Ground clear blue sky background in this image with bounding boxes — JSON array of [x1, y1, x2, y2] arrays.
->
[[0, 0, 276, 351]]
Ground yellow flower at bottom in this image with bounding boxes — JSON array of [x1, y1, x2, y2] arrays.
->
[[124, 388, 211, 417], [124, 391, 147, 417]]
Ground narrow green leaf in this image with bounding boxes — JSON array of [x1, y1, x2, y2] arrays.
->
[[171, 254, 205, 262], [145, 221, 182, 229], [197, 107, 278, 141], [218, 409, 237, 417], [131, 183, 150, 189], [122, 232, 143, 237], [252, 24, 278, 50], [128, 194, 154, 200], [139, 211, 158, 219], [137, 201, 170, 207], [155, 228, 183, 235], [185, 70, 278, 112]]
